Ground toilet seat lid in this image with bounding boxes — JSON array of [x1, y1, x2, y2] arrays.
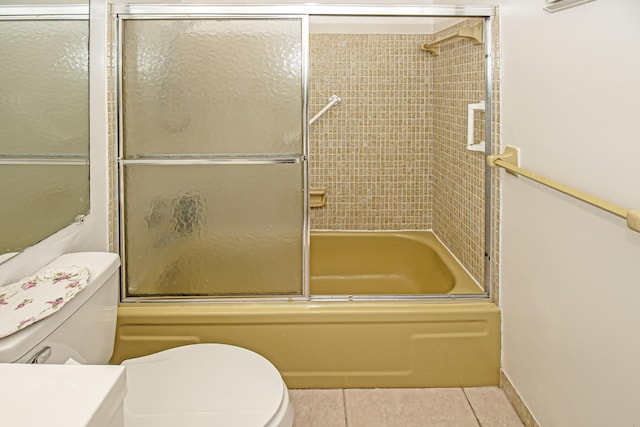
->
[[122, 343, 286, 427]]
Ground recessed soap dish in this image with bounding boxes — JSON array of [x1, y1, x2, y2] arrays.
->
[[310, 188, 327, 208]]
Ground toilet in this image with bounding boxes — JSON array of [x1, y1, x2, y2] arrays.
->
[[0, 252, 293, 427]]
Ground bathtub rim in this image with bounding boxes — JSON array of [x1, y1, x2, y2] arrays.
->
[[115, 299, 498, 316]]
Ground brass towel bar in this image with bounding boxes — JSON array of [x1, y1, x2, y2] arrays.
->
[[488, 146, 640, 233], [421, 21, 483, 56]]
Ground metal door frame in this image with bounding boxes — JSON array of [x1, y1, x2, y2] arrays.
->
[[116, 12, 309, 301], [114, 4, 496, 303]]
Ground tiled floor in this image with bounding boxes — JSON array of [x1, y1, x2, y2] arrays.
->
[[289, 387, 523, 427]]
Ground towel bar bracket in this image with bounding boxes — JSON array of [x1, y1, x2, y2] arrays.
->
[[627, 210, 640, 233], [421, 22, 483, 56], [487, 146, 519, 176]]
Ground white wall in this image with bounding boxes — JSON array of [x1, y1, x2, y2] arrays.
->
[[445, 0, 640, 425], [0, 0, 109, 284]]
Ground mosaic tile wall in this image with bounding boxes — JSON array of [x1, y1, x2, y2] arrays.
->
[[308, 34, 433, 230], [308, 21, 498, 287], [489, 15, 502, 302], [107, 12, 118, 253], [431, 18, 488, 285]]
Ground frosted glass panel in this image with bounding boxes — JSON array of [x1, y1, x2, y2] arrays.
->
[[0, 165, 89, 253], [0, 20, 88, 155], [122, 18, 303, 157], [123, 163, 303, 296]]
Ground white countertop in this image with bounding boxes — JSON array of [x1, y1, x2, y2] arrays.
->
[[0, 363, 127, 427]]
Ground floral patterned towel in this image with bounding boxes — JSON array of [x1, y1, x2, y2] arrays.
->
[[0, 266, 90, 339]]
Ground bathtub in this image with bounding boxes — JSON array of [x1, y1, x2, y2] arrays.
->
[[310, 231, 484, 296], [112, 231, 499, 388]]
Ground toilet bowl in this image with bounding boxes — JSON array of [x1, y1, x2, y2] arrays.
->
[[122, 343, 293, 427], [0, 252, 293, 427]]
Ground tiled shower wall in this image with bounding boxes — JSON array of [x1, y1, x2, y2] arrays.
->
[[309, 19, 492, 284], [308, 34, 433, 230], [107, 18, 118, 253], [431, 18, 487, 285]]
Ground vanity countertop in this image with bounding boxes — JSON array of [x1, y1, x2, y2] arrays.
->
[[0, 363, 126, 427]]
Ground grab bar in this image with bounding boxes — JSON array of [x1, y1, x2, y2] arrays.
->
[[309, 94, 342, 125], [467, 101, 485, 152], [488, 146, 640, 233]]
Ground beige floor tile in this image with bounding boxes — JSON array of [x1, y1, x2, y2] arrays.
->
[[289, 389, 347, 427], [464, 387, 524, 427], [344, 388, 479, 427]]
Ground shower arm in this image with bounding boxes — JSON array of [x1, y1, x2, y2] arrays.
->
[[309, 95, 342, 125]]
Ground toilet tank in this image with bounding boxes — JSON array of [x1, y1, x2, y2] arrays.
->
[[0, 252, 120, 364]]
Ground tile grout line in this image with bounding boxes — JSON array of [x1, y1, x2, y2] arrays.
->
[[342, 389, 350, 427], [461, 387, 483, 427]]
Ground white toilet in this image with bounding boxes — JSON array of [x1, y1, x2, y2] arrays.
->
[[0, 252, 293, 427]]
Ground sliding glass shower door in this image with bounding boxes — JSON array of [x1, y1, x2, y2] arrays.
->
[[119, 17, 307, 298]]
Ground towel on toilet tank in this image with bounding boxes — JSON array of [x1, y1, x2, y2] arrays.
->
[[0, 266, 90, 338]]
